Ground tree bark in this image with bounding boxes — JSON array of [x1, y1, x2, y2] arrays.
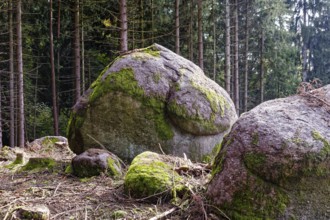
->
[[9, 0, 15, 147], [212, 0, 216, 81], [81, 0, 85, 92], [225, 0, 231, 94], [120, 0, 128, 52], [234, 0, 239, 114], [244, 0, 249, 112], [175, 0, 180, 54], [74, 0, 81, 103], [302, 0, 308, 82], [50, 0, 59, 135], [0, 68, 2, 148], [189, 0, 194, 61], [260, 29, 265, 103], [197, 0, 203, 70], [17, 0, 25, 147]]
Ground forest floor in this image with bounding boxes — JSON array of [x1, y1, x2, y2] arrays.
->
[[0, 141, 221, 220]]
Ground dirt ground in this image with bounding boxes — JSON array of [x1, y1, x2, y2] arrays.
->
[[0, 140, 221, 220]]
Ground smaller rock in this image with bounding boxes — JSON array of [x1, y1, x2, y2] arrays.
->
[[21, 157, 57, 171], [72, 148, 123, 178], [124, 151, 184, 200], [11, 205, 50, 220]]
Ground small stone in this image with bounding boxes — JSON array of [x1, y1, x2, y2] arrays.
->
[[72, 148, 123, 178]]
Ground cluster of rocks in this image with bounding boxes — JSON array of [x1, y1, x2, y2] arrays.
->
[[8, 45, 330, 219]]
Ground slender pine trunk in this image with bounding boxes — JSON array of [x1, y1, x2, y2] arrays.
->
[[120, 0, 128, 52], [74, 0, 81, 103], [260, 29, 265, 103], [234, 0, 239, 114], [9, 0, 15, 147], [175, 0, 180, 54], [197, 0, 203, 70], [17, 0, 25, 147], [225, 0, 231, 94], [50, 0, 59, 135], [244, 0, 249, 112]]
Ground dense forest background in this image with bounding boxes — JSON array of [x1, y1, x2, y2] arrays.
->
[[0, 0, 329, 148]]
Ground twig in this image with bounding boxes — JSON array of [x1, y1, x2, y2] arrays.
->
[[3, 205, 12, 220], [148, 207, 177, 220], [50, 206, 92, 219], [158, 143, 165, 155], [206, 204, 231, 220], [53, 182, 61, 196], [86, 134, 107, 150]]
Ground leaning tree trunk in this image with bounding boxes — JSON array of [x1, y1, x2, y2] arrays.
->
[[175, 0, 180, 54], [197, 0, 203, 70], [17, 0, 25, 147], [50, 0, 59, 135], [9, 0, 15, 148], [74, 0, 81, 103], [120, 0, 128, 53]]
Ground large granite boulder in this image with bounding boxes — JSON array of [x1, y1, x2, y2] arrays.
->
[[207, 85, 330, 219], [67, 44, 237, 161]]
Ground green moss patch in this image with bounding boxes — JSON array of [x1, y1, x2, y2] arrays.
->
[[86, 67, 173, 141], [21, 157, 57, 172], [222, 176, 289, 220], [124, 151, 183, 200]]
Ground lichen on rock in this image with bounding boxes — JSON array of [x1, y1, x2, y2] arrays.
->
[[207, 84, 330, 220], [67, 44, 237, 161]]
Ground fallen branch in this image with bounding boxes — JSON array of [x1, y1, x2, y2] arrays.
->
[[148, 207, 177, 220]]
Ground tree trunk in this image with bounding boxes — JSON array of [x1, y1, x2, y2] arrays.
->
[[50, 0, 59, 135], [302, 0, 308, 82], [175, 0, 180, 54], [244, 0, 249, 112], [234, 0, 239, 114], [9, 0, 15, 148], [57, 0, 61, 119], [0, 69, 2, 148], [140, 0, 144, 47], [189, 0, 194, 61], [17, 0, 25, 147], [74, 0, 81, 103], [197, 0, 203, 70], [225, 0, 231, 94], [120, 0, 128, 52], [212, 0, 216, 81], [260, 29, 265, 103], [81, 0, 85, 92]]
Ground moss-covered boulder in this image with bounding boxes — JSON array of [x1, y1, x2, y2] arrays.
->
[[67, 44, 237, 161], [21, 157, 57, 172], [11, 205, 50, 220], [124, 151, 184, 200], [27, 136, 74, 161], [72, 148, 123, 178], [207, 84, 330, 219]]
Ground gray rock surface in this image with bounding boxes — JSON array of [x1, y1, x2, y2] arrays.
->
[[68, 44, 237, 161], [72, 148, 123, 178], [207, 84, 330, 219]]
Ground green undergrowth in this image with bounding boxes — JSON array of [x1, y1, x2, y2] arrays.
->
[[21, 157, 57, 172]]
